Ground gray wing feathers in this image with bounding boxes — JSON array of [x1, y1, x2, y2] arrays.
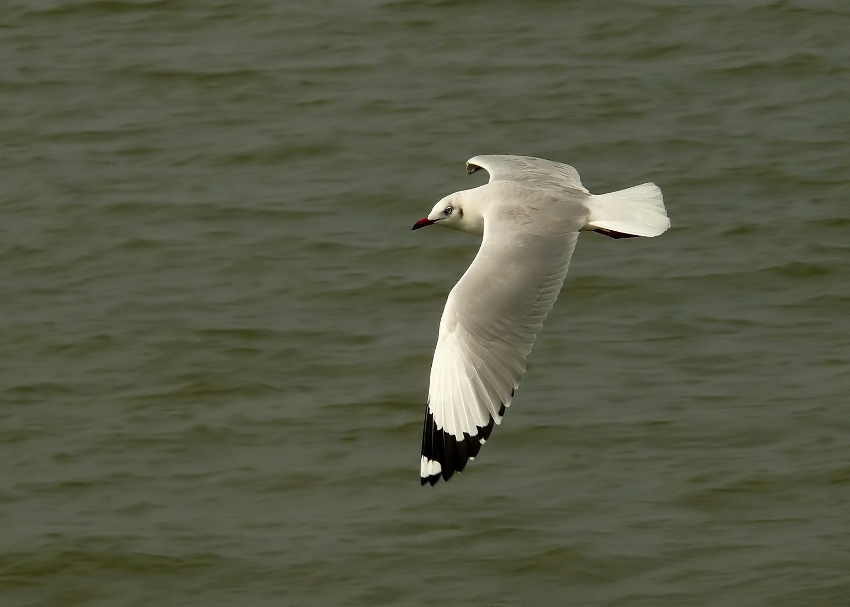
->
[[429, 228, 579, 437], [467, 155, 589, 194]]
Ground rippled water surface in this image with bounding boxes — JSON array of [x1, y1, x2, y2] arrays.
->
[[2, 1, 849, 605]]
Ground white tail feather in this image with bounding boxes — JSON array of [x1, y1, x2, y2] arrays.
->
[[584, 183, 669, 237]]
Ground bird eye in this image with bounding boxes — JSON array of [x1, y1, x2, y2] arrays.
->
[[444, 207, 453, 215]]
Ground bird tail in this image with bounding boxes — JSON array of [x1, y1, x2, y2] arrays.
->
[[584, 183, 670, 238]]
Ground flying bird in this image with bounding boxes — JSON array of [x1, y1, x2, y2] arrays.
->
[[412, 155, 670, 486]]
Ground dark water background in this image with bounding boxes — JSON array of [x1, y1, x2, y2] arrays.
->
[[2, 1, 849, 605]]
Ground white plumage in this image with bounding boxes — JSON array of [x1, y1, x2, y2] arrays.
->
[[412, 155, 670, 485]]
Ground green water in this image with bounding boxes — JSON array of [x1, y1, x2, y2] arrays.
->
[[2, 1, 849, 605]]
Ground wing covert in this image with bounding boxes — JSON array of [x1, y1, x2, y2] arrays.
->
[[466, 155, 589, 194]]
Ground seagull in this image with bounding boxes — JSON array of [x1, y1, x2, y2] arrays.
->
[[412, 155, 670, 486]]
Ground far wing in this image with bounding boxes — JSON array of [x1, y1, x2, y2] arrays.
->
[[466, 154, 589, 195], [421, 219, 579, 485]]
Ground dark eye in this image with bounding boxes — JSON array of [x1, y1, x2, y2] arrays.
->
[[444, 207, 453, 215]]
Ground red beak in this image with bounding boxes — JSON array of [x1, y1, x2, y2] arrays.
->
[[412, 217, 437, 231]]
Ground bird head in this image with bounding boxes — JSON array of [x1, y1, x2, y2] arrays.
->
[[412, 191, 484, 236]]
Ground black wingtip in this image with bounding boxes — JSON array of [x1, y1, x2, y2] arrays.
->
[[420, 401, 508, 486]]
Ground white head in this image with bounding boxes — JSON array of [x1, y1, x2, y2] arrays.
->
[[411, 189, 485, 236]]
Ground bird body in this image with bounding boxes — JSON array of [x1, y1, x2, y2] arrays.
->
[[413, 155, 669, 486]]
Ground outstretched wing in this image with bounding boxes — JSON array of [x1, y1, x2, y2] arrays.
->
[[466, 155, 589, 195], [421, 209, 580, 485]]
